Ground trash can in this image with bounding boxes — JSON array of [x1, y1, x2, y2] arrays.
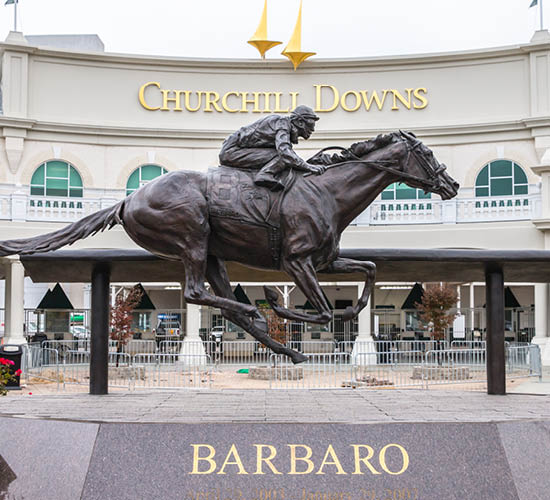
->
[[0, 344, 23, 389]]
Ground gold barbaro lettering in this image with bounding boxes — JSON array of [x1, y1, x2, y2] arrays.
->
[[217, 444, 248, 475], [254, 444, 282, 475], [315, 445, 347, 475], [188, 443, 410, 475], [378, 444, 410, 475]]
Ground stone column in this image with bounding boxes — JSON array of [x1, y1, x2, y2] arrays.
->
[[534, 283, 550, 366], [3, 257, 26, 345], [180, 302, 207, 365], [352, 282, 376, 365]]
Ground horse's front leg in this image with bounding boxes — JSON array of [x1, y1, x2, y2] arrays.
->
[[206, 256, 308, 364], [264, 258, 333, 325], [323, 258, 376, 321]]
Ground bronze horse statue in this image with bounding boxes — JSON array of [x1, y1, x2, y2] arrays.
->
[[0, 131, 458, 363]]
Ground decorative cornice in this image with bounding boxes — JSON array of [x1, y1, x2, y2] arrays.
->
[[0, 37, 548, 71], [0, 116, 540, 146]]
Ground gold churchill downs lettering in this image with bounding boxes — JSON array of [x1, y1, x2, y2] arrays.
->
[[138, 82, 428, 114], [189, 443, 410, 475]]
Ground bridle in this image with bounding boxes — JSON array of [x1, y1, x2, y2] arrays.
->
[[305, 133, 443, 191]]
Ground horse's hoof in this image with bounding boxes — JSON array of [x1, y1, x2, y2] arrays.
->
[[263, 285, 279, 306], [342, 306, 355, 322], [291, 351, 308, 364]]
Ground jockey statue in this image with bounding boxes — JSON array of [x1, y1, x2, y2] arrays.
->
[[219, 105, 326, 191]]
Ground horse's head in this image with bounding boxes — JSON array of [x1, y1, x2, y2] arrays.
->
[[393, 131, 459, 200]]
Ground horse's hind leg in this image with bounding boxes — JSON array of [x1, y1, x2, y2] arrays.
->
[[206, 255, 308, 364], [180, 226, 259, 318]]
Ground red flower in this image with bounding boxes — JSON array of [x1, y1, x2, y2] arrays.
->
[[15, 369, 22, 376], [0, 358, 14, 366]]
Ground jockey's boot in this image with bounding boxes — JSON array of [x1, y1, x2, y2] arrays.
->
[[254, 171, 285, 191], [254, 159, 285, 191]]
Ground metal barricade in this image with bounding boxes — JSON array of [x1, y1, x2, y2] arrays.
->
[[122, 340, 156, 355], [507, 344, 541, 380], [423, 349, 486, 388], [451, 340, 486, 350], [269, 352, 351, 389], [132, 353, 211, 390], [61, 350, 132, 390], [287, 340, 336, 354], [22, 345, 60, 390], [352, 352, 426, 389]]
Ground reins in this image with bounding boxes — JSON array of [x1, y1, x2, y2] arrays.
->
[[304, 142, 440, 190]]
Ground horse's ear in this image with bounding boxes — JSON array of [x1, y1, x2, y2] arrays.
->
[[400, 130, 418, 142]]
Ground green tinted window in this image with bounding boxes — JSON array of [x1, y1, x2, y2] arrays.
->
[[514, 185, 528, 195], [514, 164, 528, 184], [490, 160, 512, 178], [490, 178, 512, 196], [381, 182, 431, 202], [30, 165, 45, 186], [126, 164, 168, 195], [30, 161, 83, 198], [475, 160, 528, 198], [395, 184, 417, 200], [475, 166, 488, 186], [69, 167, 83, 187]]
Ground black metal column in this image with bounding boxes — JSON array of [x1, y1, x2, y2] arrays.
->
[[90, 262, 110, 395], [485, 264, 506, 395]]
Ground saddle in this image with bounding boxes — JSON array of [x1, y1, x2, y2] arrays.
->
[[206, 166, 296, 268]]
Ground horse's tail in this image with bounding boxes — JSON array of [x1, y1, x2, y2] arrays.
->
[[0, 200, 125, 256]]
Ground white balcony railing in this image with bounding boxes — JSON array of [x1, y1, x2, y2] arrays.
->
[[26, 196, 103, 222], [354, 193, 542, 226], [0, 191, 543, 225]]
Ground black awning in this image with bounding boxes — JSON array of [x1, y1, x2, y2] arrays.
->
[[505, 287, 521, 308], [134, 283, 156, 310], [36, 283, 73, 309], [401, 283, 424, 309], [233, 284, 252, 305]]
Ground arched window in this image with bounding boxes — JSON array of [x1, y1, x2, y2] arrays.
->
[[126, 164, 167, 195], [475, 160, 528, 197], [30, 161, 83, 197]]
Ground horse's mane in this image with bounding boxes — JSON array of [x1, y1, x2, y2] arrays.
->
[[310, 132, 401, 166]]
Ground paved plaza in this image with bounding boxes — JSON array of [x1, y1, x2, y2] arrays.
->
[[1, 388, 549, 424]]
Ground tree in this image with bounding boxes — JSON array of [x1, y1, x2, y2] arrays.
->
[[258, 302, 287, 345], [416, 284, 458, 341], [110, 285, 143, 360]]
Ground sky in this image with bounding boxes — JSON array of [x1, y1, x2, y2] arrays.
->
[[0, 0, 544, 59]]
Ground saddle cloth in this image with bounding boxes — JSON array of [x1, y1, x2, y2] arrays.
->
[[206, 166, 295, 268]]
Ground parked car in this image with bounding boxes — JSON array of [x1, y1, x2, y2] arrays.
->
[[70, 325, 90, 340], [209, 325, 226, 340]]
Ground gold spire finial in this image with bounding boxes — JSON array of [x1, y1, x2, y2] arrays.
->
[[248, 0, 282, 59], [281, 0, 316, 70]]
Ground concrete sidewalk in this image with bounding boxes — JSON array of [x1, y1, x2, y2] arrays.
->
[[508, 367, 550, 395]]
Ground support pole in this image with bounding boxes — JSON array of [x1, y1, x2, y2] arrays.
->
[[90, 263, 110, 395], [485, 264, 506, 395]]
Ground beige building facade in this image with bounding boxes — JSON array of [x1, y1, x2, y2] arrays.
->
[[2, 30, 550, 363]]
